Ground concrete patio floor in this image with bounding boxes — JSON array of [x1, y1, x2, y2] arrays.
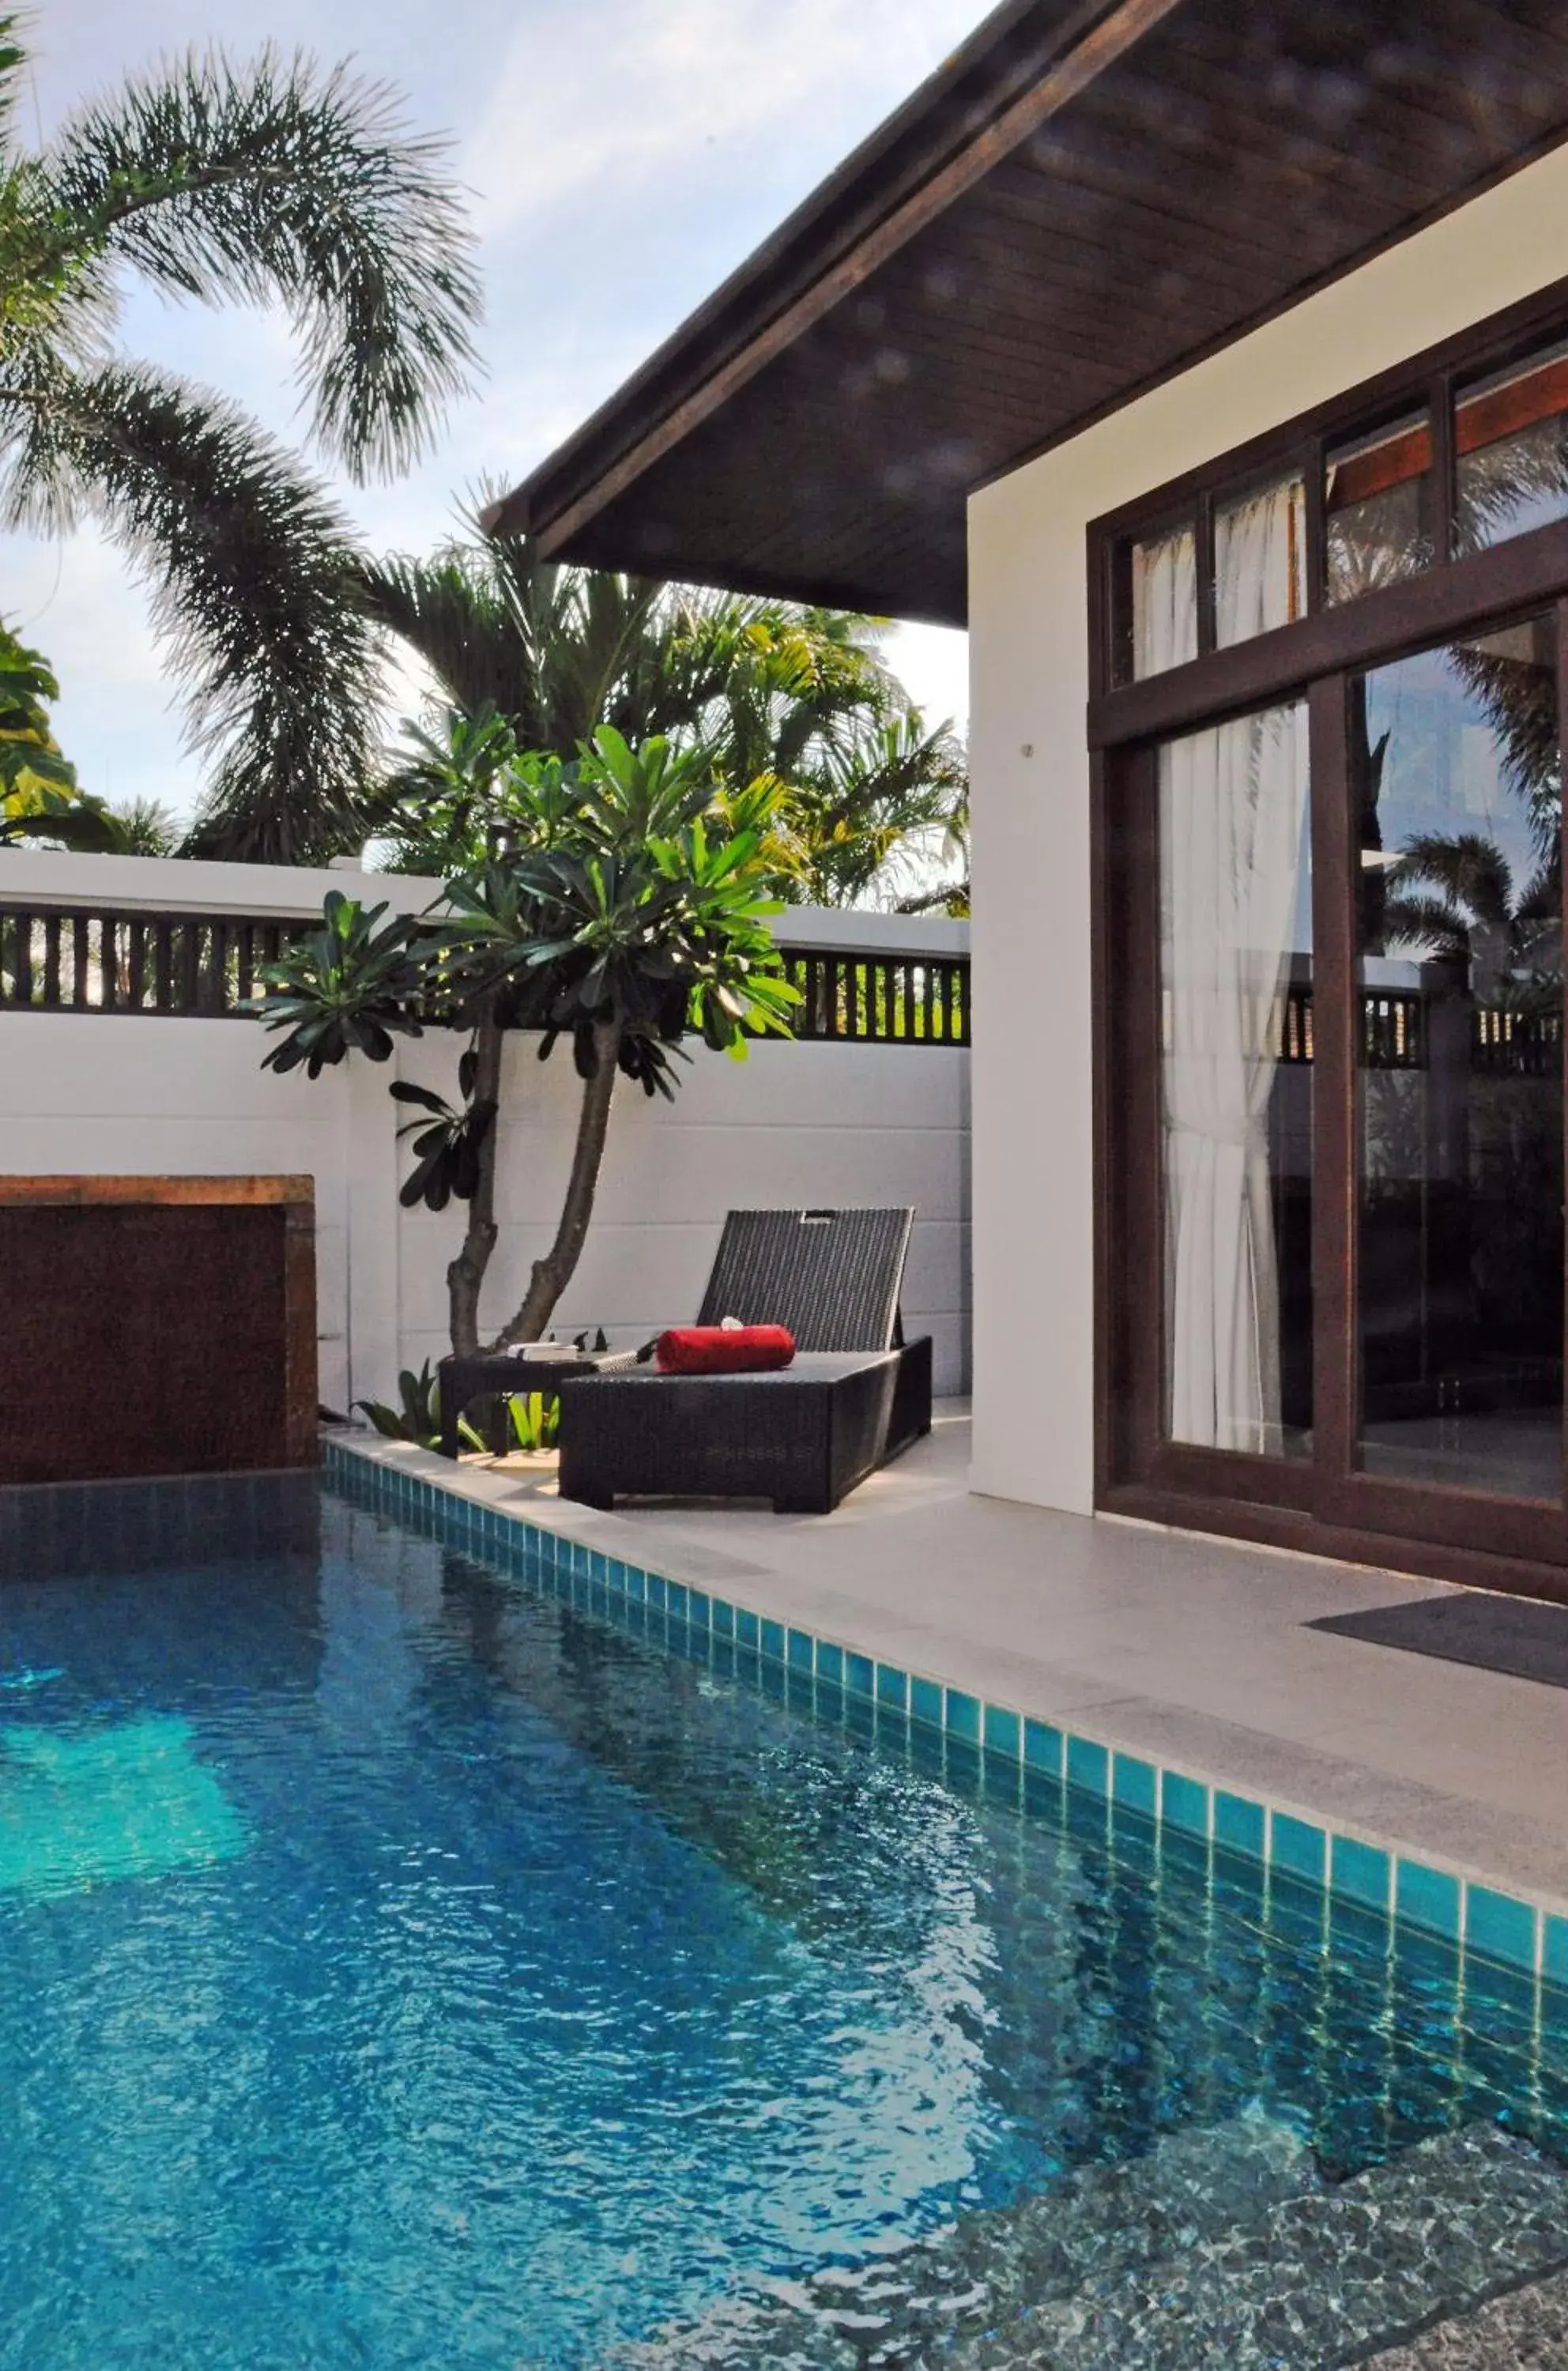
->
[[349, 1404, 1568, 1913]]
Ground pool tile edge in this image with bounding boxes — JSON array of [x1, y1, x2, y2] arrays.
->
[[322, 1431, 1559, 1989]]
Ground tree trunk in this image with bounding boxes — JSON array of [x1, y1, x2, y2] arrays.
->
[[494, 1018, 620, 1347], [446, 1004, 503, 1355]]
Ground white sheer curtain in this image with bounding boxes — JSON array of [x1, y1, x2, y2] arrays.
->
[[1132, 526, 1198, 677], [1159, 492, 1309, 1452], [1215, 477, 1306, 645]]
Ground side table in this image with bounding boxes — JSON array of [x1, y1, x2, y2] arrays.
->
[[436, 1348, 639, 1460]]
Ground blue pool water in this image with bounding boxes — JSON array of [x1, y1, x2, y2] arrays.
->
[[1, 1481, 1565, 2369]]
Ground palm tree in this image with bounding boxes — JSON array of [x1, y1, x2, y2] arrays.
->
[[362, 524, 967, 908], [0, 20, 479, 863]]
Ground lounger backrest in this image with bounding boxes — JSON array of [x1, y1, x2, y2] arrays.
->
[[696, 1208, 914, 1352]]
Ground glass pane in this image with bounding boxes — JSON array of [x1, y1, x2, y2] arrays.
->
[[1325, 410, 1433, 605], [1455, 340, 1568, 555], [1215, 474, 1306, 646], [1352, 617, 1563, 1499], [1160, 702, 1313, 1456], [1129, 521, 1197, 679]]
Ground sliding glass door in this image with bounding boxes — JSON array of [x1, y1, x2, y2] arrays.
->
[[1135, 615, 1566, 1550], [1350, 620, 1562, 1502], [1095, 285, 1568, 1585]]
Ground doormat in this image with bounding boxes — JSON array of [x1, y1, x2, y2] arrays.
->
[[1310, 1593, 1568, 1690]]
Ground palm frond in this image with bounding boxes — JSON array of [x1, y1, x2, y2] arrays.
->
[[21, 360, 381, 863], [46, 45, 481, 480], [0, 13, 31, 158]]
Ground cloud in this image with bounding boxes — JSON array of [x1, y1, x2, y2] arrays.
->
[[467, 0, 978, 242]]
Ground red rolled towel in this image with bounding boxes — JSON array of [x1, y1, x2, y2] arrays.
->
[[655, 1324, 796, 1374]]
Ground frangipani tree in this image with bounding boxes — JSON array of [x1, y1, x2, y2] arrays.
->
[[254, 728, 797, 1355]]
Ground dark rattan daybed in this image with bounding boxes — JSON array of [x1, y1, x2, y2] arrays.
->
[[556, 1207, 933, 1513]]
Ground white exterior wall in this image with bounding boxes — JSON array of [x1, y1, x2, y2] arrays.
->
[[968, 139, 1568, 1513], [0, 854, 969, 1408], [395, 1033, 969, 1389]]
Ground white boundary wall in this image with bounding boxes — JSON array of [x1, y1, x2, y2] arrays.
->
[[967, 141, 1568, 1513], [0, 852, 969, 1409]]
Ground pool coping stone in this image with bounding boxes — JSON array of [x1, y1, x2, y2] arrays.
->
[[323, 1430, 1568, 1996]]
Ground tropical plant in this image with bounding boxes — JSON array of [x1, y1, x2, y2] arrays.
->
[[254, 727, 797, 1354], [363, 525, 967, 909], [354, 1360, 484, 1452], [0, 623, 124, 850], [390, 1066, 498, 1212], [106, 796, 183, 857], [0, 20, 479, 863], [255, 891, 427, 1076]]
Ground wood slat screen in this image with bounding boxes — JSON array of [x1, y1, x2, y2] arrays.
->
[[0, 908, 974, 1046], [0, 907, 302, 1017], [778, 948, 971, 1045]]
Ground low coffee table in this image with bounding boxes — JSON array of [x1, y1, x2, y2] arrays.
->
[[436, 1348, 639, 1460]]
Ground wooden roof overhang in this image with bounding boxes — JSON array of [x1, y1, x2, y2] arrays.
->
[[487, 0, 1568, 628]]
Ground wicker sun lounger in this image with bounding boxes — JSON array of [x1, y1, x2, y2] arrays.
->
[[556, 1207, 933, 1513]]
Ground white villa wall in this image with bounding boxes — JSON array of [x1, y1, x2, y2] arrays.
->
[[0, 854, 970, 1411], [967, 138, 1568, 1514], [396, 1033, 969, 1388]]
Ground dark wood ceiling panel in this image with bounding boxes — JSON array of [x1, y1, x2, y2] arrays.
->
[[511, 0, 1568, 624]]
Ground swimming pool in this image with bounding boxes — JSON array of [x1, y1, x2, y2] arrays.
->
[[2, 1468, 1567, 2369]]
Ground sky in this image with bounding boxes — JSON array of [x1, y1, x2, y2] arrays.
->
[[9, 0, 979, 824]]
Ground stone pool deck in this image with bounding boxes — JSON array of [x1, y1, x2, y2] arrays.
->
[[336, 1404, 1568, 1915]]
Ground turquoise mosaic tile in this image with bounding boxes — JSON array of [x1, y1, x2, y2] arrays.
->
[[1162, 1772, 1208, 1839], [1331, 1834, 1390, 1913], [1466, 1885, 1538, 1973], [1546, 1917, 1568, 1992], [1215, 1791, 1265, 1859], [1112, 1753, 1157, 1817], [983, 1704, 1020, 1761], [1397, 1859, 1462, 1942], [1272, 1814, 1326, 1887], [326, 1442, 1563, 1988], [1023, 1719, 1062, 1776], [943, 1687, 979, 1743], [909, 1676, 943, 1732], [877, 1663, 909, 1713], [1066, 1736, 1109, 1798]]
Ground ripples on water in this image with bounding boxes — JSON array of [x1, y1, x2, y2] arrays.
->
[[0, 1489, 1559, 2368]]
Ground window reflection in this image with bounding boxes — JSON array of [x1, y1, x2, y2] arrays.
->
[[1352, 616, 1562, 1499], [1455, 340, 1568, 555], [1325, 411, 1433, 605]]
